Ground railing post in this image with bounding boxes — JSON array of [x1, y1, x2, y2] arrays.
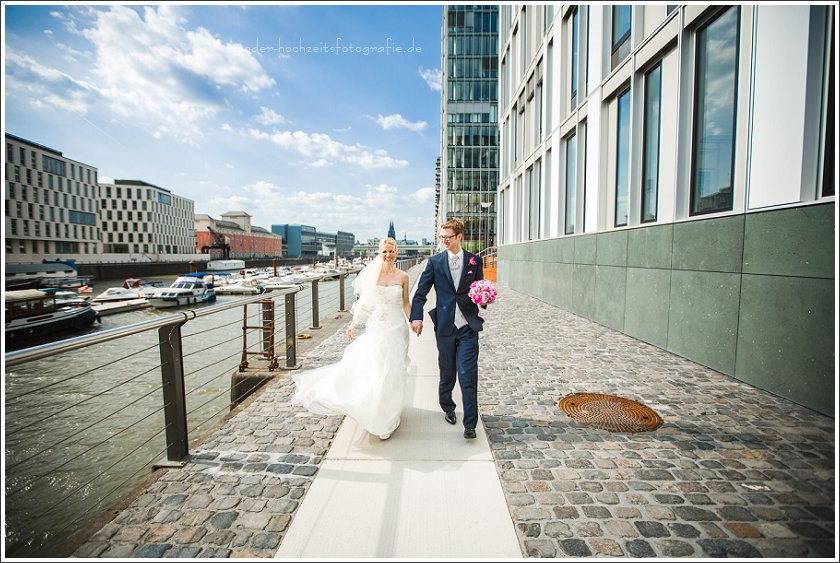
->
[[339, 273, 346, 311], [310, 279, 321, 329], [284, 292, 300, 369], [262, 299, 273, 354], [157, 319, 189, 464]]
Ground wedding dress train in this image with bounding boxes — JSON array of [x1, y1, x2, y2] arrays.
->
[[291, 284, 409, 438]]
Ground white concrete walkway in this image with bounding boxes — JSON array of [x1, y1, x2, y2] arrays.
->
[[275, 287, 522, 558]]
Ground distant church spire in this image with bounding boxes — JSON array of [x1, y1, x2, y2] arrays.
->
[[387, 221, 396, 239]]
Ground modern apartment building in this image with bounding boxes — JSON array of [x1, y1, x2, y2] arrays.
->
[[440, 5, 500, 252], [496, 5, 835, 415], [99, 180, 197, 259], [195, 211, 281, 260], [5, 133, 101, 263]]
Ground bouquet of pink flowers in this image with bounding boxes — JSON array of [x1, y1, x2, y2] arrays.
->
[[469, 279, 497, 307]]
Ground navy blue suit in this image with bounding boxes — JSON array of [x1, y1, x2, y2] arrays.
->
[[410, 251, 483, 430]]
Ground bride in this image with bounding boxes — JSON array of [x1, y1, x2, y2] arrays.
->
[[291, 237, 411, 440]]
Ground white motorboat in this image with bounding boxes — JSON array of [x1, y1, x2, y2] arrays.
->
[[5, 289, 99, 341], [206, 259, 246, 271], [92, 287, 146, 303], [147, 274, 217, 309]]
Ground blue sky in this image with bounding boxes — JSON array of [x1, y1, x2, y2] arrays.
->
[[4, 3, 443, 242]]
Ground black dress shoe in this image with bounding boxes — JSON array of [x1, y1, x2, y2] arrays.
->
[[444, 411, 457, 425], [464, 428, 477, 439]]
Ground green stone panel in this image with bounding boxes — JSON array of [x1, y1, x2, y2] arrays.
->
[[667, 270, 742, 376], [594, 265, 627, 332], [596, 230, 628, 267], [571, 264, 596, 318], [742, 203, 835, 279], [531, 260, 548, 302], [628, 224, 674, 269], [672, 215, 745, 273], [735, 274, 835, 416], [557, 237, 576, 264], [543, 262, 574, 309], [498, 259, 510, 285], [575, 234, 597, 265], [624, 268, 671, 349]]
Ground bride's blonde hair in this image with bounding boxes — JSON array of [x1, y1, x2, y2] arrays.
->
[[379, 237, 398, 253]]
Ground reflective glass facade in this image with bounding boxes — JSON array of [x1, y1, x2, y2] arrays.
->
[[441, 5, 499, 252]]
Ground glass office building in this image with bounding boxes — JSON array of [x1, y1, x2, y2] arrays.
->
[[440, 5, 499, 252]]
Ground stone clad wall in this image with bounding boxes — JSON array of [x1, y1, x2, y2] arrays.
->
[[498, 202, 835, 416]]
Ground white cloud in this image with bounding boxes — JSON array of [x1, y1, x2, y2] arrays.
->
[[413, 187, 435, 203], [332, 126, 352, 133], [418, 66, 442, 91], [255, 106, 287, 126], [79, 5, 274, 141], [5, 50, 98, 113], [44, 29, 53, 36], [375, 113, 427, 131], [203, 180, 433, 242], [246, 127, 409, 169]]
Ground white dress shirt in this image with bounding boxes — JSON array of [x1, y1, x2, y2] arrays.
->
[[447, 250, 468, 329]]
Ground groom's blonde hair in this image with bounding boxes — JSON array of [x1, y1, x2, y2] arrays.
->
[[440, 218, 464, 236]]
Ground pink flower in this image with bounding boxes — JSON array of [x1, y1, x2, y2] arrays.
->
[[468, 279, 497, 307], [469, 256, 477, 265]]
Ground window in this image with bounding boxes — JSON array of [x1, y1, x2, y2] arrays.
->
[[822, 20, 835, 198], [565, 133, 577, 234], [642, 63, 662, 223], [581, 122, 588, 232], [615, 89, 631, 227], [536, 60, 543, 143], [690, 7, 740, 216], [611, 5, 632, 69], [570, 7, 579, 108], [530, 160, 541, 240]]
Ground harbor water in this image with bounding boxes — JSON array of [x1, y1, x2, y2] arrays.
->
[[4, 274, 353, 556]]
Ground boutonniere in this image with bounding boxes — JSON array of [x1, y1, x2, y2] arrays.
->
[[469, 257, 477, 266]]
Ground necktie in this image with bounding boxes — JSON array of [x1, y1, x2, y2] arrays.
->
[[450, 255, 460, 271]]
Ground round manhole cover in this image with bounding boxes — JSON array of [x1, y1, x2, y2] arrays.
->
[[558, 393, 663, 433]]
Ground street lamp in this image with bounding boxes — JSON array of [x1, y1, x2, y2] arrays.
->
[[480, 200, 493, 254]]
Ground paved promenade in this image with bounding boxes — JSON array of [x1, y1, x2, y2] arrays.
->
[[73, 265, 836, 558]]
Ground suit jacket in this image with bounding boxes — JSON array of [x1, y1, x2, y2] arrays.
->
[[410, 250, 484, 336]]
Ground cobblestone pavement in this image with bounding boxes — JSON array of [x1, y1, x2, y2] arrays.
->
[[73, 273, 836, 559], [478, 286, 836, 558], [72, 265, 424, 558]]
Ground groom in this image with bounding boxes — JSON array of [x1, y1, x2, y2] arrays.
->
[[410, 219, 484, 440]]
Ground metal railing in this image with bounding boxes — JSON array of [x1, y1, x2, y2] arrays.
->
[[3, 265, 375, 557]]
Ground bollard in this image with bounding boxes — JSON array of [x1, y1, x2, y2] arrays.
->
[[339, 273, 346, 311], [284, 292, 300, 369], [310, 279, 321, 329], [157, 319, 189, 464]]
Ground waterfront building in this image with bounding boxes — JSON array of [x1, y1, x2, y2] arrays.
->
[[440, 5, 500, 252], [195, 211, 281, 260], [336, 231, 355, 258], [316, 231, 337, 259], [270, 224, 317, 261], [496, 4, 835, 415], [4, 133, 101, 263], [99, 179, 197, 261]]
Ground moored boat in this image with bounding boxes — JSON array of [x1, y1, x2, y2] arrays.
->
[[5, 289, 99, 341], [206, 259, 246, 271], [147, 274, 217, 309]]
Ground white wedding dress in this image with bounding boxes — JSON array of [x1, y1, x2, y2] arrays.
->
[[291, 284, 409, 438]]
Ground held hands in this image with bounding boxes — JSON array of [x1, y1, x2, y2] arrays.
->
[[411, 320, 423, 336], [346, 326, 355, 340]]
